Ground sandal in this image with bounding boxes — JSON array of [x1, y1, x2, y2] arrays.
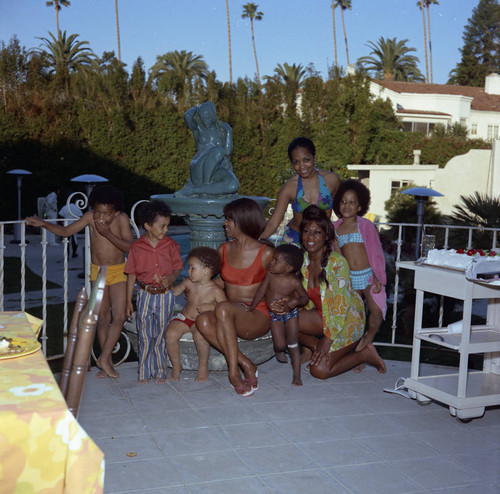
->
[[383, 377, 410, 399], [244, 370, 259, 391], [232, 382, 255, 397]]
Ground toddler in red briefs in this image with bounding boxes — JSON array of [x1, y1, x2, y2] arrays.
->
[[166, 247, 226, 382]]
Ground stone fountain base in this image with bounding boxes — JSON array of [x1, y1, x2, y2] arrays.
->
[[151, 193, 270, 250], [123, 317, 274, 371]]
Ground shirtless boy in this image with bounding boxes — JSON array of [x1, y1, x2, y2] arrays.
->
[[246, 244, 309, 386], [26, 185, 134, 379], [166, 247, 227, 382]]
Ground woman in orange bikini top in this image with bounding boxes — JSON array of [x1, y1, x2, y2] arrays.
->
[[196, 198, 274, 397]]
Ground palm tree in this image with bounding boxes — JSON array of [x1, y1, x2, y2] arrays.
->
[[35, 31, 95, 94], [36, 31, 95, 74], [449, 193, 500, 228], [357, 37, 424, 82], [417, 0, 429, 83], [272, 62, 306, 89], [423, 0, 439, 83], [150, 50, 208, 107], [241, 3, 263, 85], [45, 0, 71, 39], [225, 0, 232, 84], [446, 193, 500, 249], [331, 0, 338, 68], [115, 0, 121, 63], [334, 0, 351, 66]]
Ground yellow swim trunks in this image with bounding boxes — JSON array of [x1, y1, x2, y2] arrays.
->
[[90, 262, 127, 286]]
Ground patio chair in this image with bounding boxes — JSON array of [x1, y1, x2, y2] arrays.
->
[[59, 286, 88, 397], [63, 266, 107, 417]]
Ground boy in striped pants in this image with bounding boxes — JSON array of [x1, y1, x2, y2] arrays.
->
[[125, 201, 183, 383]]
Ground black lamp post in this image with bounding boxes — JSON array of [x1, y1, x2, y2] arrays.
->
[[401, 187, 443, 259], [7, 169, 32, 243]]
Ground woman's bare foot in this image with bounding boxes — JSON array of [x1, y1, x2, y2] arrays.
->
[[365, 343, 386, 373], [138, 379, 149, 384], [292, 376, 303, 386], [169, 371, 181, 382], [96, 357, 119, 378], [275, 351, 288, 364], [229, 370, 253, 396], [154, 377, 166, 384], [352, 364, 366, 373]]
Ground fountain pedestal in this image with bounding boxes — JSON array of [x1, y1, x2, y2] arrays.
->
[[151, 194, 270, 250]]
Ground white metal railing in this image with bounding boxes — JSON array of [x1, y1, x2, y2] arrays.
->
[[1, 211, 500, 357]]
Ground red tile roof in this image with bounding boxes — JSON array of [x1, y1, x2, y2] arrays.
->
[[374, 80, 500, 113]]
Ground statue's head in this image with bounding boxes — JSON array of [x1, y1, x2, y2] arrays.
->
[[198, 101, 217, 127]]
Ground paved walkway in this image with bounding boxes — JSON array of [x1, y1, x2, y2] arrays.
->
[[4, 232, 500, 492], [80, 359, 500, 494]]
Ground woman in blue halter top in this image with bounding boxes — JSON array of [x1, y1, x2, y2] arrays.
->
[[260, 137, 340, 245]]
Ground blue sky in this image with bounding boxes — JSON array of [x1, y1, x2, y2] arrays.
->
[[1, 0, 476, 84]]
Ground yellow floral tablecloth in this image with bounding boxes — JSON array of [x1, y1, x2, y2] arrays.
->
[[0, 311, 104, 494]]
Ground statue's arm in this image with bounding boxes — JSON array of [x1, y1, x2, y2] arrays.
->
[[184, 107, 198, 131], [222, 122, 233, 155]]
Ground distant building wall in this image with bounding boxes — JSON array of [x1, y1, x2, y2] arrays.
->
[[347, 141, 499, 222]]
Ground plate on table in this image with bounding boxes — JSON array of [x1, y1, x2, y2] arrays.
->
[[0, 337, 41, 360]]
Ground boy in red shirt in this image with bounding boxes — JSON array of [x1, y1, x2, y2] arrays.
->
[[125, 201, 183, 383]]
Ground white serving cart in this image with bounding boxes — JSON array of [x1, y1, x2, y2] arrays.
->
[[397, 261, 500, 421]]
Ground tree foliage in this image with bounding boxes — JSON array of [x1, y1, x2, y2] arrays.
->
[[448, 192, 500, 228], [150, 50, 208, 110], [357, 37, 425, 82], [449, 0, 500, 86], [0, 35, 489, 222]]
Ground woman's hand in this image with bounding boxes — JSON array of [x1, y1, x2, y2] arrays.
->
[[239, 302, 253, 311], [310, 336, 332, 367], [372, 279, 382, 294]]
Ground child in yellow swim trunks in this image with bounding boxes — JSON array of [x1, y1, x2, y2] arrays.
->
[[90, 262, 127, 285], [26, 185, 134, 379]]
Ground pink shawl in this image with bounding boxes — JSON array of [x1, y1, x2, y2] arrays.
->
[[333, 216, 387, 318]]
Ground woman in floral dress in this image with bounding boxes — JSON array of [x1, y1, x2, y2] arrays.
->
[[271, 205, 386, 378]]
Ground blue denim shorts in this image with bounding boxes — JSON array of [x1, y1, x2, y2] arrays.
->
[[269, 306, 299, 323]]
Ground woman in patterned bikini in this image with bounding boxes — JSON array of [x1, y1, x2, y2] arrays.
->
[[196, 198, 274, 397], [260, 137, 340, 245], [270, 205, 386, 378]]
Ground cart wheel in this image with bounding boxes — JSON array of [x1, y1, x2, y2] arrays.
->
[[91, 330, 131, 367], [407, 389, 417, 400], [455, 407, 484, 422], [416, 393, 432, 406], [449, 406, 457, 417]]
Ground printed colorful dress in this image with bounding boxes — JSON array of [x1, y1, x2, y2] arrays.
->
[[301, 251, 365, 352]]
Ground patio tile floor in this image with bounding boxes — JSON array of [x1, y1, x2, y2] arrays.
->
[[79, 359, 500, 494]]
